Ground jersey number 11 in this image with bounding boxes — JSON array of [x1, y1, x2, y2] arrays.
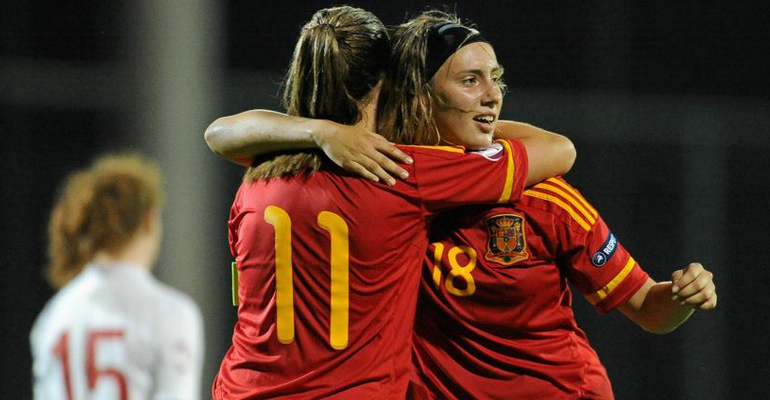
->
[[265, 206, 350, 350]]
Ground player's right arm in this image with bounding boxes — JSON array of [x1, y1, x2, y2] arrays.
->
[[204, 109, 411, 184], [617, 263, 717, 334], [531, 177, 717, 334], [494, 120, 576, 186]]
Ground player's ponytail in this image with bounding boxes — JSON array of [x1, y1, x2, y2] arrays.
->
[[46, 153, 163, 289], [246, 6, 389, 181], [284, 21, 356, 125]]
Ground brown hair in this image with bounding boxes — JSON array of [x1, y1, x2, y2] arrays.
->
[[378, 11, 473, 146], [245, 6, 389, 181], [46, 153, 163, 289]]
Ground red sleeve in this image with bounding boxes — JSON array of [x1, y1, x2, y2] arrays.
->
[[562, 217, 649, 314], [403, 139, 528, 214], [228, 184, 247, 259], [526, 177, 649, 314], [228, 203, 239, 259]]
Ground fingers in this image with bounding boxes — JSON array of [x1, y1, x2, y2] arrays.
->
[[325, 130, 412, 186], [671, 263, 706, 294], [363, 157, 397, 186], [358, 136, 412, 185], [671, 263, 717, 310], [677, 281, 716, 309], [701, 293, 718, 310], [343, 161, 381, 184], [343, 157, 398, 186], [379, 142, 413, 165], [371, 137, 411, 179], [370, 151, 409, 182], [670, 269, 684, 284]]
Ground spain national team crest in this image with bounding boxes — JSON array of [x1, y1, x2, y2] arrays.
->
[[485, 214, 528, 265]]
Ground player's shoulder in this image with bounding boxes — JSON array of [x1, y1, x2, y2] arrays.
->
[[30, 296, 58, 348], [151, 279, 200, 309], [149, 278, 203, 321], [231, 177, 272, 212], [397, 144, 466, 159], [398, 140, 513, 161], [522, 177, 599, 232], [145, 279, 203, 344], [233, 178, 261, 200], [30, 272, 93, 348]]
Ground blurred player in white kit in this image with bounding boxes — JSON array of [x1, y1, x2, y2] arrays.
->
[[30, 153, 204, 400]]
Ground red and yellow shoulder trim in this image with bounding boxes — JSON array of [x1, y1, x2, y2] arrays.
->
[[496, 139, 515, 203], [398, 144, 465, 153], [524, 178, 598, 231]]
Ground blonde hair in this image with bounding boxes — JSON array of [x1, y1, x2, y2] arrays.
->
[[246, 6, 389, 182], [46, 153, 163, 289]]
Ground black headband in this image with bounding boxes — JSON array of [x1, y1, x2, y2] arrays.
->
[[425, 23, 488, 80]]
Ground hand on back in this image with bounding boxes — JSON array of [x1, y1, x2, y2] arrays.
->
[[313, 122, 413, 186]]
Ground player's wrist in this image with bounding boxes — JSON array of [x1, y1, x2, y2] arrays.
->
[[307, 118, 335, 149]]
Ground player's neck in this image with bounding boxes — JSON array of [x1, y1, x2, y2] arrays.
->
[[358, 101, 377, 132], [357, 82, 380, 132], [92, 234, 155, 270]]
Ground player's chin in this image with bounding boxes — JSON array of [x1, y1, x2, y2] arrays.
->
[[467, 134, 494, 150], [451, 125, 493, 149]]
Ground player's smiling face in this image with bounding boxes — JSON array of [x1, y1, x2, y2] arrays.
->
[[431, 42, 504, 150]]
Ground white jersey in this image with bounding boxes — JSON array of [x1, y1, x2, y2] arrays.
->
[[30, 263, 204, 400]]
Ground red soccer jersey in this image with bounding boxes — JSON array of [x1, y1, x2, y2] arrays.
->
[[411, 177, 650, 400], [213, 140, 529, 400]]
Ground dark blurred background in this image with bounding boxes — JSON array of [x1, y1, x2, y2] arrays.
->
[[2, 1, 768, 399]]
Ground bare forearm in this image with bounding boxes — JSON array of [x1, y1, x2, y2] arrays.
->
[[620, 280, 695, 334], [494, 120, 556, 141], [203, 109, 412, 183], [619, 262, 716, 334], [495, 121, 576, 185], [204, 109, 324, 166]]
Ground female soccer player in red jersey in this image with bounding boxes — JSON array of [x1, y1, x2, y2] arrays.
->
[[208, 7, 575, 400], [209, 9, 718, 400], [31, 154, 204, 400], [389, 12, 716, 400]]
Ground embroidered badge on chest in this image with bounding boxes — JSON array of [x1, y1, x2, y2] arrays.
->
[[484, 213, 528, 265]]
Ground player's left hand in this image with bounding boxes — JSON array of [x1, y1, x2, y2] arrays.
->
[[671, 262, 717, 310]]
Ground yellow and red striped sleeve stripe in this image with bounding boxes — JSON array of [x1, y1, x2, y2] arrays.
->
[[585, 257, 637, 306], [496, 139, 515, 203], [524, 178, 597, 231], [398, 144, 465, 153]]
